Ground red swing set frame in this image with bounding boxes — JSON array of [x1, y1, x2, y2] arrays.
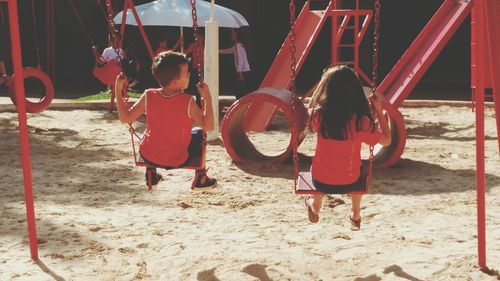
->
[[3, 0, 499, 271], [0, 1, 54, 113]]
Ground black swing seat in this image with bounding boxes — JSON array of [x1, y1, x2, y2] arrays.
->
[[296, 164, 369, 195], [136, 154, 203, 170]]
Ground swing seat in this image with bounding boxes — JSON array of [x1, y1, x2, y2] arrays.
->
[[136, 154, 203, 170], [136, 154, 204, 191], [296, 164, 370, 195], [92, 60, 121, 85]]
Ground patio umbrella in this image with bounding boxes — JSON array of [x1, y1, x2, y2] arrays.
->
[[114, 0, 249, 28]]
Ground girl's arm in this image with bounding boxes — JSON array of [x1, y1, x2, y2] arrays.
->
[[189, 82, 215, 131], [369, 93, 391, 146], [115, 73, 146, 124]]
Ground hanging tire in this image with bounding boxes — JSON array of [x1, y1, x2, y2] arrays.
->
[[221, 87, 308, 163], [8, 67, 54, 113]]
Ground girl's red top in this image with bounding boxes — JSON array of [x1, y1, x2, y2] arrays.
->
[[311, 113, 382, 185]]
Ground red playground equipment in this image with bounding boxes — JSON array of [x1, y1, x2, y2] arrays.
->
[[3, 0, 499, 271], [0, 1, 53, 113], [221, 0, 499, 269]]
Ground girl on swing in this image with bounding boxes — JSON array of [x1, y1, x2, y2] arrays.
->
[[305, 65, 391, 228], [115, 51, 217, 190]]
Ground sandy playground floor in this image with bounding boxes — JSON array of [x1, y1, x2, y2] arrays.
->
[[0, 101, 499, 281]]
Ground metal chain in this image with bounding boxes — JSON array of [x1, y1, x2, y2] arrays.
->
[[31, 0, 41, 69], [105, 0, 122, 61], [371, 0, 380, 93], [369, 0, 381, 161], [0, 3, 5, 25], [289, 0, 299, 191], [66, 0, 95, 46], [190, 0, 203, 82]]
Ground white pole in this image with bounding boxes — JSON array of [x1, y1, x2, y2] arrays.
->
[[210, 0, 215, 21], [205, 20, 219, 141], [180, 27, 184, 53]]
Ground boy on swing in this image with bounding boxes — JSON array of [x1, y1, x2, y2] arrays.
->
[[115, 51, 217, 190]]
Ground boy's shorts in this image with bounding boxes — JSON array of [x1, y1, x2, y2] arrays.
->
[[140, 127, 204, 168], [181, 127, 204, 167]]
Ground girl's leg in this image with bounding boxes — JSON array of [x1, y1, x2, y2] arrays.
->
[[311, 194, 324, 214], [350, 194, 362, 221]]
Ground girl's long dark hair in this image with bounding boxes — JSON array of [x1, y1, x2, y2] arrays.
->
[[310, 65, 375, 140]]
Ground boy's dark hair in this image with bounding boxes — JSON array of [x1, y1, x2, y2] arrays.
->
[[152, 51, 189, 87]]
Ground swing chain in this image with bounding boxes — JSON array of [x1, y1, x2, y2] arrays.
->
[[31, 0, 41, 69], [0, 3, 5, 25], [369, 0, 381, 161], [66, 0, 95, 46], [289, 1, 297, 93], [105, 0, 122, 61], [371, 0, 381, 93], [190, 0, 203, 82], [289, 0, 299, 190]]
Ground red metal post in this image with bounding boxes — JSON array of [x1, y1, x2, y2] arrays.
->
[[126, 0, 154, 60], [472, 0, 486, 269], [7, 0, 39, 260]]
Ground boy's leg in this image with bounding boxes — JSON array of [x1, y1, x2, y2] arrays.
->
[[145, 166, 163, 188], [190, 128, 217, 190]]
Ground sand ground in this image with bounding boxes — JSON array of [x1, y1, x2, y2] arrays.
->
[[0, 100, 499, 281]]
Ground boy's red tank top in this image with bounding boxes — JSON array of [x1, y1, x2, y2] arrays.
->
[[139, 89, 193, 166]]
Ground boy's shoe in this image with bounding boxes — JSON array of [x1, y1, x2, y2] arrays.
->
[[145, 172, 164, 187], [191, 173, 217, 191]]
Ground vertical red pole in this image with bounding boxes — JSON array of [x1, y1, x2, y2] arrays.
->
[[7, 0, 39, 260], [472, 0, 486, 269]]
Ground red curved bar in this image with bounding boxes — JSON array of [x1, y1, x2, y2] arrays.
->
[[221, 88, 308, 163], [8, 67, 54, 114]]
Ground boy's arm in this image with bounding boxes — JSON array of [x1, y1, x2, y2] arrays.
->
[[115, 73, 145, 124], [189, 82, 215, 131]]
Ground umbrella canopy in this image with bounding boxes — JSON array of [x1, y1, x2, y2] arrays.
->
[[114, 0, 249, 28]]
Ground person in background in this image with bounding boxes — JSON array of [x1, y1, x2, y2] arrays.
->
[[219, 29, 251, 99], [93, 33, 125, 66], [154, 35, 183, 58]]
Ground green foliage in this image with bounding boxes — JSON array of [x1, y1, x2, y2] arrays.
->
[[77, 90, 142, 101]]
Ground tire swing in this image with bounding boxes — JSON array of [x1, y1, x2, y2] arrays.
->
[[8, 68, 54, 113], [6, 0, 53, 113]]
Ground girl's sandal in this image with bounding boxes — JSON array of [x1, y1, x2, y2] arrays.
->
[[305, 196, 319, 223], [349, 216, 361, 231]]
